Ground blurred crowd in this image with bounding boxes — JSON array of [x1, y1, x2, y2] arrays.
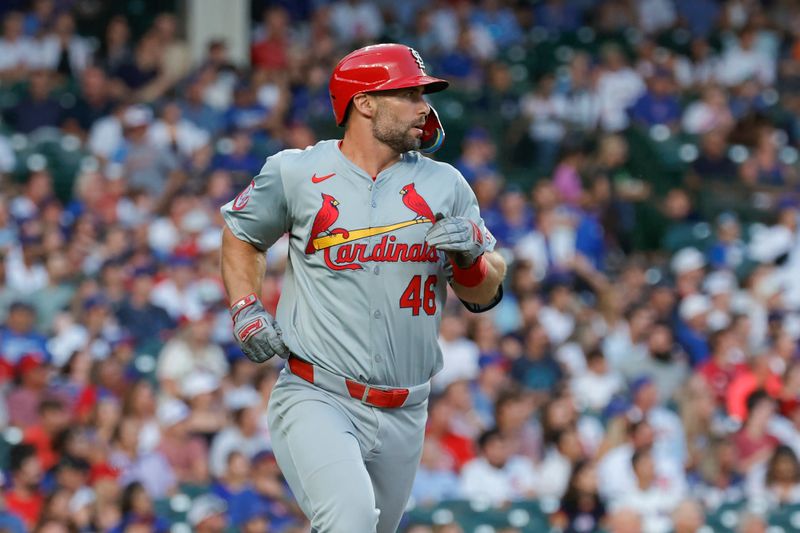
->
[[1, 0, 800, 532]]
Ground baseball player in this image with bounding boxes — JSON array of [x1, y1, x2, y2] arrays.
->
[[220, 43, 506, 533]]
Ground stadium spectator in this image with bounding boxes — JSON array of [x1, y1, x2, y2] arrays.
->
[[734, 390, 780, 475], [612, 446, 684, 533], [459, 428, 537, 506], [5, 444, 45, 529], [209, 387, 269, 478], [411, 439, 462, 505]]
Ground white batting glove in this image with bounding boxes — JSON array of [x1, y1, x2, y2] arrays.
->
[[425, 214, 487, 269], [230, 294, 289, 363]]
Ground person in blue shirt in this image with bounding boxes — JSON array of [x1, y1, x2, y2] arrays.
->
[[115, 267, 176, 350], [491, 186, 535, 248], [707, 212, 746, 270], [179, 76, 224, 136], [0, 301, 50, 366], [470, 0, 523, 48], [223, 83, 270, 138], [629, 68, 682, 130], [510, 322, 563, 394], [675, 294, 711, 367], [210, 130, 263, 181], [455, 128, 499, 184], [210, 450, 261, 527]]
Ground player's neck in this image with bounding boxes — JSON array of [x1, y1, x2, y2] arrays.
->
[[340, 130, 401, 178]]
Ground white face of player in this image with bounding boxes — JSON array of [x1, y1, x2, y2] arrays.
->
[[370, 86, 430, 154]]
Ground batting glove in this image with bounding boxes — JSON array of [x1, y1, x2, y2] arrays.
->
[[425, 214, 487, 269], [230, 294, 289, 363]]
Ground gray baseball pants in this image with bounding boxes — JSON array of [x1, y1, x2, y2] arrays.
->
[[267, 370, 428, 533]]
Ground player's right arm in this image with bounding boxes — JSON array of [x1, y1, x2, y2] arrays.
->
[[220, 227, 266, 304], [220, 153, 292, 362]]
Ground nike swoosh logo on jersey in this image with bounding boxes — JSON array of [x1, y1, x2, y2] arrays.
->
[[311, 172, 336, 183]]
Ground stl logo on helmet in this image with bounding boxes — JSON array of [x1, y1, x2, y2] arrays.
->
[[409, 47, 426, 72]]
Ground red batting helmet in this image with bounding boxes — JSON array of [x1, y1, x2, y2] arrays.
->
[[329, 43, 449, 126]]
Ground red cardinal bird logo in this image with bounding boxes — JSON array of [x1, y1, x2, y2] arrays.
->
[[400, 183, 435, 222], [306, 194, 350, 254]]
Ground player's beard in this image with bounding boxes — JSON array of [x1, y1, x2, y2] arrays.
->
[[372, 105, 421, 153]]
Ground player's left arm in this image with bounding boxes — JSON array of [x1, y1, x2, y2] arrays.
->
[[450, 250, 506, 306], [425, 169, 506, 310]]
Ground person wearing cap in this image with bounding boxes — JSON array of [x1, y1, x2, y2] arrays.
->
[[220, 42, 505, 532], [181, 371, 225, 438], [249, 448, 305, 530], [670, 247, 706, 297], [155, 398, 209, 485], [187, 494, 228, 533], [110, 103, 181, 199], [675, 293, 712, 366], [209, 387, 268, 478], [6, 352, 53, 428], [704, 270, 737, 330]]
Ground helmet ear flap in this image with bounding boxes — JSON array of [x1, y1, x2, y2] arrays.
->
[[419, 105, 445, 154]]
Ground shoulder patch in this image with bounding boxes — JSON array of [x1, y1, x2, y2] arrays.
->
[[232, 180, 255, 211]]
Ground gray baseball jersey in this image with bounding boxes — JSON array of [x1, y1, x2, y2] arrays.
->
[[221, 139, 496, 388]]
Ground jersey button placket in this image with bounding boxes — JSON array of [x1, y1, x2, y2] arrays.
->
[[367, 180, 380, 378]]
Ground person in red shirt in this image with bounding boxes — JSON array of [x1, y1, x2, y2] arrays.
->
[[424, 393, 475, 472], [727, 354, 783, 423], [697, 327, 747, 406], [155, 399, 210, 485], [6, 353, 52, 428], [4, 444, 44, 529], [250, 6, 290, 72], [733, 390, 780, 475], [23, 398, 70, 472]]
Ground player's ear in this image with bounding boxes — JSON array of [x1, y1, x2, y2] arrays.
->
[[351, 93, 375, 120]]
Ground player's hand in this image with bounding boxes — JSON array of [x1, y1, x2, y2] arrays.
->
[[230, 294, 289, 363], [425, 214, 487, 269]]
